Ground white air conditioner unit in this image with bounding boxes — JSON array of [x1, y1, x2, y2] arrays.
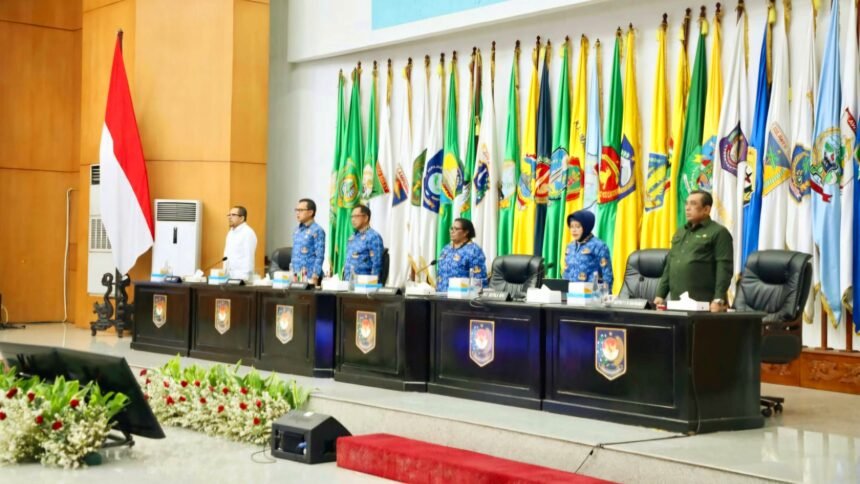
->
[[87, 164, 118, 294], [152, 199, 202, 277]]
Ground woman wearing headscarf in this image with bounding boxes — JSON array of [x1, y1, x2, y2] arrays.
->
[[562, 210, 613, 287]]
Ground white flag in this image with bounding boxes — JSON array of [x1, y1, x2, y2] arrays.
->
[[712, 12, 750, 287], [472, 64, 499, 267], [418, 58, 445, 286], [583, 44, 602, 213], [787, 13, 819, 347], [407, 61, 430, 282], [758, 10, 791, 251], [839, 0, 858, 350], [387, 65, 413, 287]]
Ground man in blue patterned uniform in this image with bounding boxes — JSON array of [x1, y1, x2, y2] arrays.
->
[[291, 198, 325, 284], [562, 210, 613, 287], [436, 218, 488, 292], [343, 205, 384, 280]]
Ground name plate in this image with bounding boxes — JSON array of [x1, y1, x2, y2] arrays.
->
[[289, 282, 312, 290], [479, 290, 511, 301], [376, 287, 402, 296], [164, 275, 183, 283], [226, 279, 246, 286]]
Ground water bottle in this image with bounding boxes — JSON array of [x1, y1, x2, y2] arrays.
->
[[301, 267, 308, 283], [600, 280, 610, 306], [591, 271, 600, 306], [469, 267, 481, 297], [288, 262, 296, 282]]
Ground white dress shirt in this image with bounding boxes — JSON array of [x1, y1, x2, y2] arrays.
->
[[224, 222, 257, 279]]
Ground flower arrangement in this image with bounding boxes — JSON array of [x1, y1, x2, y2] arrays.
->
[[137, 356, 310, 446], [0, 367, 129, 468]]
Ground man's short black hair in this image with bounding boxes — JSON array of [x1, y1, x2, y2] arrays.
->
[[353, 204, 371, 220], [298, 198, 316, 217], [233, 205, 248, 220], [454, 218, 476, 239], [689, 190, 713, 208]]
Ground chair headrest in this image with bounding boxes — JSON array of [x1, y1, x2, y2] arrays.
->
[[270, 247, 292, 268], [626, 249, 669, 279], [745, 250, 811, 285], [491, 255, 544, 284]]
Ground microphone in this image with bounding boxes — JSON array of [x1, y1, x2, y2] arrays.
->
[[203, 256, 228, 273], [412, 259, 437, 282]]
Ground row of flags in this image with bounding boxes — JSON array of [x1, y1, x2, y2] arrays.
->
[[325, 1, 860, 348]]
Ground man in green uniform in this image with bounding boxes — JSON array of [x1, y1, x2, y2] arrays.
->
[[654, 191, 733, 312]]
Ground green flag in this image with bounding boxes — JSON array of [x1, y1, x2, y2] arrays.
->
[[437, 53, 459, 255], [334, 66, 363, 276], [542, 39, 571, 278], [459, 49, 482, 220], [327, 71, 347, 268], [676, 20, 708, 228], [498, 45, 520, 257], [361, 64, 380, 204], [595, 32, 623, 245]]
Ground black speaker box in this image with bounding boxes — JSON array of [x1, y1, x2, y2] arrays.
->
[[270, 410, 351, 464]]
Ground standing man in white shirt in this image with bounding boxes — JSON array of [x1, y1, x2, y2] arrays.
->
[[223, 205, 257, 280]]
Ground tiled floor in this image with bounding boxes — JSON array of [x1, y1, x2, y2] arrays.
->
[[1, 323, 859, 483]]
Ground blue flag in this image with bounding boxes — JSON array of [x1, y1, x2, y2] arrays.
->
[[854, 118, 860, 334], [811, 0, 843, 323], [741, 29, 771, 269]]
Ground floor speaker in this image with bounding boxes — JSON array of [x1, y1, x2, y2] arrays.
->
[[271, 410, 351, 464]]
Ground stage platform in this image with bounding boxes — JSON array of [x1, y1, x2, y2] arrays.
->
[[1, 323, 858, 483]]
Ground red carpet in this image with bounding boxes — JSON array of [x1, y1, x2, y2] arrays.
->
[[336, 433, 614, 483]]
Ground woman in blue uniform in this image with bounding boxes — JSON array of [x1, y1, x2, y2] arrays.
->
[[436, 218, 488, 292], [562, 210, 613, 287]]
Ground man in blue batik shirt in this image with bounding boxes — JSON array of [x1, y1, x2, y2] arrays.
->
[[436, 218, 488, 292], [562, 209, 613, 287], [291, 198, 325, 284], [343, 205, 384, 281]]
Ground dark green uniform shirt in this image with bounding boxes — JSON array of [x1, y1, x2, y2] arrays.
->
[[656, 217, 733, 301]]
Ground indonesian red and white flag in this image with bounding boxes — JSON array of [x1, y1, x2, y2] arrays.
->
[[99, 33, 154, 274]]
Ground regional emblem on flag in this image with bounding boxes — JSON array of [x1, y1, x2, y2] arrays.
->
[[275, 304, 294, 345], [214, 298, 231, 335], [718, 123, 749, 176], [810, 128, 844, 201], [152, 294, 167, 328], [598, 147, 620, 203], [548, 148, 569, 201], [355, 310, 377, 354], [789, 145, 811, 202], [595, 327, 626, 380], [423, 152, 443, 212], [500, 159, 517, 208], [469, 319, 495, 367]]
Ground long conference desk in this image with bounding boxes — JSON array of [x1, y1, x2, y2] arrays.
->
[[132, 282, 764, 433]]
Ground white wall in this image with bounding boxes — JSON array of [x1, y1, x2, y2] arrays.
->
[[268, 0, 832, 254]]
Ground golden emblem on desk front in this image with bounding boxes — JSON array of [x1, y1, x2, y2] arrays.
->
[[275, 305, 294, 344], [595, 327, 626, 380], [152, 294, 167, 328], [356, 311, 377, 354], [469, 320, 495, 367], [215, 299, 231, 335]]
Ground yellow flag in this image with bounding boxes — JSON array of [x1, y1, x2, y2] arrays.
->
[[666, 15, 691, 239], [640, 20, 670, 249], [612, 27, 643, 294], [700, 10, 722, 189], [512, 43, 540, 255], [561, 36, 589, 271]]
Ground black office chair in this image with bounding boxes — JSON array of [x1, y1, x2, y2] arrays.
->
[[733, 250, 812, 417], [489, 255, 544, 300], [618, 249, 669, 302], [379, 248, 390, 286], [269, 247, 292, 276]]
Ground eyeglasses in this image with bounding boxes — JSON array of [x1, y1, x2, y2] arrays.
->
[[449, 227, 464, 232], [294, 208, 311, 213], [226, 213, 241, 218]]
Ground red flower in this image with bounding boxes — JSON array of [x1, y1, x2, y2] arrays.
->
[[253, 417, 261, 425], [139, 369, 148, 376], [6, 388, 18, 399], [256, 400, 262, 409], [163, 381, 170, 388], [179, 396, 187, 402], [144, 394, 149, 401], [240, 387, 248, 395], [239, 402, 248, 411], [70, 399, 80, 409], [145, 378, 151, 385], [27, 392, 35, 402], [181, 380, 188, 388], [52, 421, 63, 431], [217, 405, 225, 414], [194, 381, 201, 387], [0, 411, 6, 421], [199, 397, 207, 404], [209, 386, 215, 392], [222, 387, 230, 395], [35, 415, 44, 425], [166, 396, 175, 405]]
